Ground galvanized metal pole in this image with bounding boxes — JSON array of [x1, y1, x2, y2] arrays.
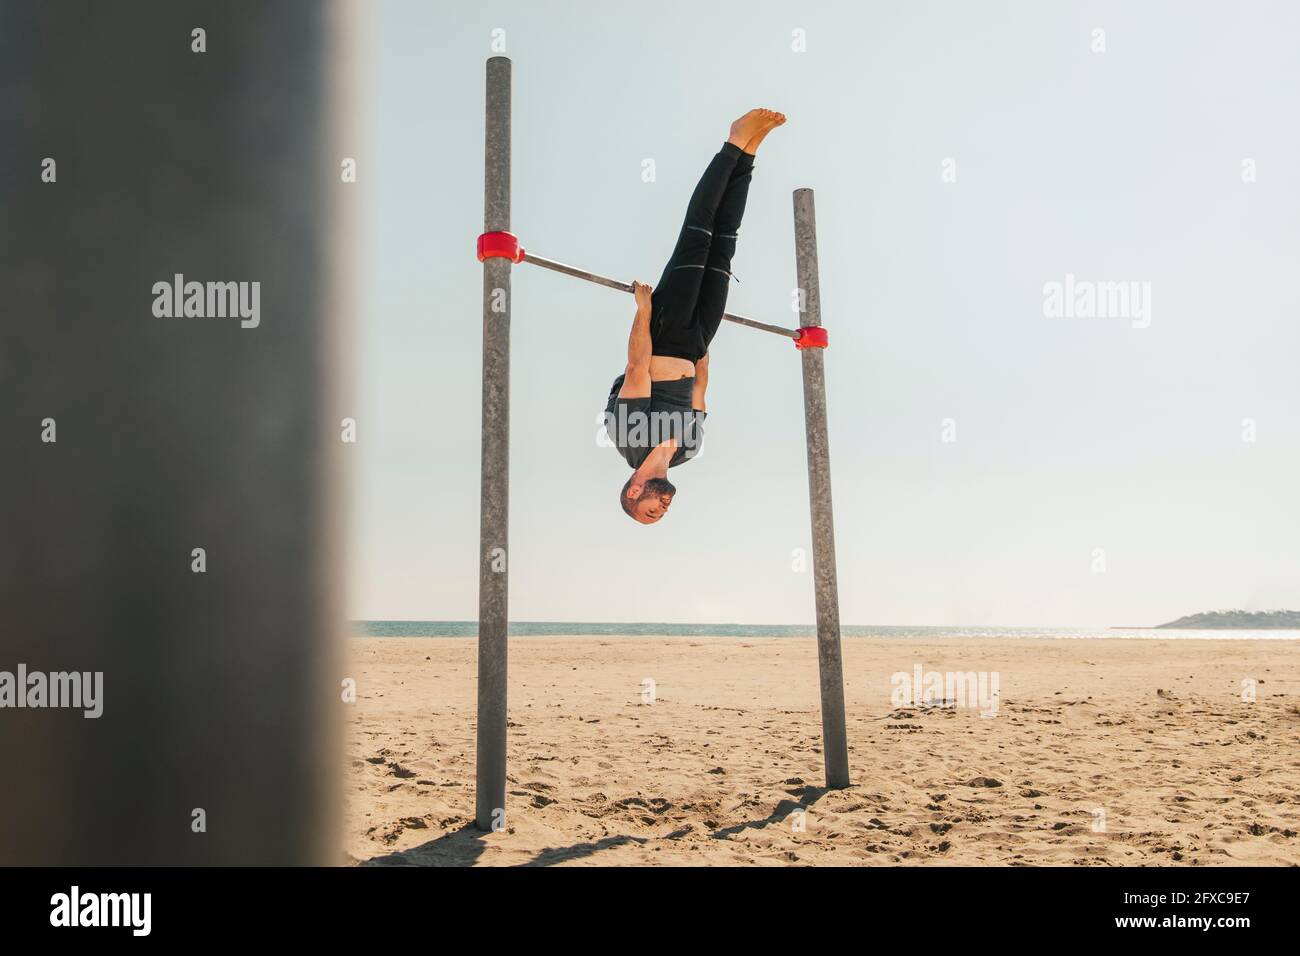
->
[[792, 188, 851, 789], [476, 55, 512, 831]]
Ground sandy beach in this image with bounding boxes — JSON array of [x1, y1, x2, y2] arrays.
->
[[346, 636, 1299, 866]]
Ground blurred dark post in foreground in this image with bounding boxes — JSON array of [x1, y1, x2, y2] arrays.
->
[[0, 0, 357, 864]]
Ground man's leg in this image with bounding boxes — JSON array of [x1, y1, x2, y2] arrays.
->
[[649, 110, 772, 360], [649, 142, 747, 353], [690, 110, 783, 354], [691, 154, 754, 352]]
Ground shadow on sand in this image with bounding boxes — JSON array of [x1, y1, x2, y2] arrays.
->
[[361, 786, 832, 867]]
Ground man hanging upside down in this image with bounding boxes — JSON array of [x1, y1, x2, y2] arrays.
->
[[603, 108, 785, 524]]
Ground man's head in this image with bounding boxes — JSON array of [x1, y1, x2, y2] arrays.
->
[[620, 475, 676, 524]]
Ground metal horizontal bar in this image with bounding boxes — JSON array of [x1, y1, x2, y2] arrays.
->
[[521, 251, 799, 339]]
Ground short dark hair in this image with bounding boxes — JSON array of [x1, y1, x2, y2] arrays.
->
[[619, 475, 637, 517]]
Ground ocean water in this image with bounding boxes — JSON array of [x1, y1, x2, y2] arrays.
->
[[353, 621, 1300, 640]]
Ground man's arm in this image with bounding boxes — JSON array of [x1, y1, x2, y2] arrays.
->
[[691, 352, 709, 412], [618, 280, 654, 399]]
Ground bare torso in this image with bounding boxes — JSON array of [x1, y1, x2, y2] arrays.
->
[[649, 355, 694, 381]]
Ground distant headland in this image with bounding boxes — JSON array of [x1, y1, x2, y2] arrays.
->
[[1156, 609, 1300, 629]]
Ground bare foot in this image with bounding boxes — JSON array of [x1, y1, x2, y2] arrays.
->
[[727, 109, 769, 149], [743, 109, 785, 155]]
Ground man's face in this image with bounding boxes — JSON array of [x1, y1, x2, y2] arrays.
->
[[632, 488, 674, 523], [628, 476, 676, 524]]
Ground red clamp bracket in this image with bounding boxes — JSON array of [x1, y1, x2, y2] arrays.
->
[[477, 231, 525, 263], [794, 326, 828, 350]]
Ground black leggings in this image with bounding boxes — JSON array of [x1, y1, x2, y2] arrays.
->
[[649, 141, 753, 362]]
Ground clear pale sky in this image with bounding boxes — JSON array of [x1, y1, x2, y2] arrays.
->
[[348, 0, 1300, 627]]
